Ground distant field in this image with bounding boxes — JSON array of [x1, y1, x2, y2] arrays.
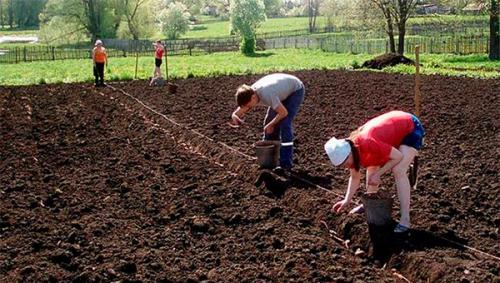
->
[[0, 50, 498, 86], [407, 14, 488, 25], [184, 14, 488, 39], [0, 28, 39, 36], [184, 16, 329, 38]]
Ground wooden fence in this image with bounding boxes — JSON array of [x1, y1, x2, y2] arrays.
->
[[0, 32, 490, 64], [268, 34, 490, 55]]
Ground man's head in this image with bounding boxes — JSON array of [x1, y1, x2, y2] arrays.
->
[[95, 39, 103, 46], [235, 84, 258, 108]]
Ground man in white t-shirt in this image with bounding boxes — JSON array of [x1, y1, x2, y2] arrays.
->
[[230, 73, 305, 170]]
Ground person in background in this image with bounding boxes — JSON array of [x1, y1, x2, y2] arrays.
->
[[324, 110, 425, 233], [230, 73, 305, 171], [92, 39, 107, 87], [153, 40, 164, 78]]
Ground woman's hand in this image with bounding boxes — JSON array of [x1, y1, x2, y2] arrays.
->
[[368, 173, 381, 186], [331, 199, 350, 214]]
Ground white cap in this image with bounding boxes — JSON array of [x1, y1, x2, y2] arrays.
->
[[324, 137, 351, 166], [95, 39, 103, 46]]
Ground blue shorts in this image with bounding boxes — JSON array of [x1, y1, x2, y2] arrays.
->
[[401, 115, 425, 150]]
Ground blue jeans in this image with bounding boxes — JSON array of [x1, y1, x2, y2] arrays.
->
[[264, 87, 305, 169]]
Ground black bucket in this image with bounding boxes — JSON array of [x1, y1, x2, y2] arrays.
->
[[254, 140, 280, 169], [362, 193, 393, 226], [361, 193, 395, 261]]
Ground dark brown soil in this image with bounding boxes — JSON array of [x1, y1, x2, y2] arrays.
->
[[362, 53, 415, 70], [1, 70, 499, 282]]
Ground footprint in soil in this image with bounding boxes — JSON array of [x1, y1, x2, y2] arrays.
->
[[117, 260, 137, 273]]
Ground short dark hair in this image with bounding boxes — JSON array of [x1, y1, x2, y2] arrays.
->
[[235, 84, 255, 106]]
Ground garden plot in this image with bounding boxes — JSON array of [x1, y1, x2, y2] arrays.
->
[[1, 70, 499, 282]]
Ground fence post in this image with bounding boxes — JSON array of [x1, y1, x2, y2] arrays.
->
[[51, 47, 55, 60], [23, 47, 27, 62], [15, 47, 18, 63]]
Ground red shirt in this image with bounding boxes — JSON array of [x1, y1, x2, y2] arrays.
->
[[353, 111, 414, 167], [155, 47, 164, 59]]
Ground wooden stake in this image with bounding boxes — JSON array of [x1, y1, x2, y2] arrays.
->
[[165, 45, 169, 81], [412, 45, 421, 190], [134, 52, 139, 79], [414, 45, 421, 117]]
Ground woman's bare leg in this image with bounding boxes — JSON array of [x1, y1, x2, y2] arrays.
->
[[392, 145, 418, 228]]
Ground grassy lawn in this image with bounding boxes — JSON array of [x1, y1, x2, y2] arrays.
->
[[386, 54, 500, 77], [185, 16, 329, 39], [0, 50, 498, 86]]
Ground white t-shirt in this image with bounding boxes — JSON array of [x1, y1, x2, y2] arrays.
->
[[252, 73, 303, 109]]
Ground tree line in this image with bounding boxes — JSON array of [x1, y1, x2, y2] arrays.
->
[[0, 0, 47, 29]]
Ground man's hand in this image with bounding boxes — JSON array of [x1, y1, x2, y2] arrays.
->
[[331, 199, 350, 214], [229, 112, 244, 128], [264, 123, 274, 135]]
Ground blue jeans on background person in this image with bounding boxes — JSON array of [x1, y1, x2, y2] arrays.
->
[[264, 87, 305, 169]]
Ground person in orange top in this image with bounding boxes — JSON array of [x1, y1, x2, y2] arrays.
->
[[92, 39, 108, 87], [324, 110, 425, 233]]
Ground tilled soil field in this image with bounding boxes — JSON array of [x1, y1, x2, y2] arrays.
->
[[1, 70, 499, 282]]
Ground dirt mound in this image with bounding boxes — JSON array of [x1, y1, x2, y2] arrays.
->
[[362, 53, 415, 69]]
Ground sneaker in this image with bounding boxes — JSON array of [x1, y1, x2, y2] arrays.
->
[[393, 223, 410, 233], [349, 204, 365, 214]]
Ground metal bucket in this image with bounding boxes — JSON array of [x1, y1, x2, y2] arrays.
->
[[361, 193, 394, 226], [254, 140, 280, 169]]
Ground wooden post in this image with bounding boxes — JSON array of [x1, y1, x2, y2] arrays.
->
[[411, 45, 422, 190], [414, 45, 421, 117], [165, 46, 169, 81], [135, 52, 139, 79]]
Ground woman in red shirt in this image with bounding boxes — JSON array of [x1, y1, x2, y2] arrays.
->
[[153, 40, 164, 78], [324, 110, 425, 233]]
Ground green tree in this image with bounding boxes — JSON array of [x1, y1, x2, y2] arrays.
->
[[306, 0, 321, 32], [115, 0, 154, 40], [7, 0, 13, 28], [390, 0, 418, 54], [230, 0, 266, 54], [264, 0, 283, 17], [158, 2, 190, 39], [370, 0, 396, 53], [0, 0, 4, 28], [41, 0, 119, 41]]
